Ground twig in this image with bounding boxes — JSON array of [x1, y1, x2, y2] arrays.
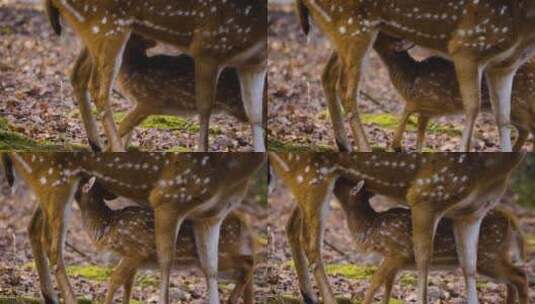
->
[[324, 240, 354, 263], [360, 90, 390, 113], [65, 241, 94, 264]]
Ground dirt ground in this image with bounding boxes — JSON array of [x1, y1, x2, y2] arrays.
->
[[268, 183, 535, 303], [267, 4, 533, 152], [0, 1, 255, 152], [0, 180, 270, 304]]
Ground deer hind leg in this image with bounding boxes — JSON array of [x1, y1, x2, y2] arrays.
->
[[410, 205, 440, 304], [512, 128, 528, 152], [117, 105, 150, 148], [103, 257, 138, 304], [195, 61, 221, 152], [286, 207, 317, 304], [485, 67, 517, 152], [238, 65, 267, 152], [226, 254, 255, 304], [338, 32, 378, 152], [479, 257, 528, 304], [391, 109, 412, 152], [452, 216, 484, 304], [322, 51, 351, 152], [453, 55, 482, 152], [28, 207, 58, 304], [86, 32, 131, 152], [193, 217, 227, 304], [70, 47, 102, 152], [415, 116, 430, 152], [363, 257, 401, 304]]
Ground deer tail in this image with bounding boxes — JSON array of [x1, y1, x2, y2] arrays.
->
[[44, 0, 62, 36], [296, 0, 310, 35]]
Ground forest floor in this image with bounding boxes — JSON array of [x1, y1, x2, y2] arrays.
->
[[0, 181, 270, 303], [267, 4, 534, 152], [267, 183, 535, 304], [0, 1, 254, 152]]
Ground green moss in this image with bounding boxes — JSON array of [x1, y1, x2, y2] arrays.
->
[[165, 146, 193, 152], [361, 113, 461, 136], [113, 112, 221, 134], [526, 234, 535, 253], [135, 273, 159, 288], [268, 138, 334, 152], [399, 273, 417, 286], [67, 265, 112, 282], [325, 264, 376, 281]]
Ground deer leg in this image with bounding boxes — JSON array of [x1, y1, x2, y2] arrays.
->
[[242, 266, 255, 304], [87, 33, 131, 152], [286, 207, 317, 304], [322, 51, 351, 151], [391, 110, 412, 152], [415, 116, 430, 152], [104, 257, 137, 304], [195, 61, 220, 152], [452, 216, 484, 304], [194, 217, 226, 304], [512, 128, 528, 152], [485, 67, 516, 152], [152, 202, 184, 304], [238, 65, 267, 152], [453, 56, 482, 152], [117, 106, 149, 148], [410, 205, 440, 304], [227, 255, 255, 304], [70, 47, 102, 152], [363, 257, 400, 304], [339, 32, 377, 152], [28, 208, 58, 304]]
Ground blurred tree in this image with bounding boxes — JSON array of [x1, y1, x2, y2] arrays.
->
[[511, 153, 535, 208]]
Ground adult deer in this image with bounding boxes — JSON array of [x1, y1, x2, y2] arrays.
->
[[270, 152, 524, 304], [1, 152, 265, 304], [296, 0, 535, 152], [45, 0, 267, 152], [69, 35, 267, 150]]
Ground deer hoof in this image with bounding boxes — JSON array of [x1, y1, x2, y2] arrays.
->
[[301, 290, 319, 304]]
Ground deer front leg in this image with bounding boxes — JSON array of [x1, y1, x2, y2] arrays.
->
[[194, 217, 225, 304], [195, 61, 220, 152], [410, 205, 440, 304], [453, 55, 482, 152], [104, 257, 138, 304], [339, 33, 377, 152], [286, 207, 317, 304], [152, 202, 184, 304], [238, 64, 267, 152], [485, 67, 516, 152], [391, 110, 412, 152], [512, 128, 528, 152], [117, 106, 150, 148], [322, 51, 351, 152], [363, 257, 401, 304], [452, 216, 484, 304], [415, 116, 430, 152], [87, 33, 131, 152], [70, 47, 102, 152], [28, 208, 58, 304]]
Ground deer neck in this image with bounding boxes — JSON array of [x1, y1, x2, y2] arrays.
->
[[76, 195, 113, 242], [374, 48, 417, 95], [334, 186, 377, 240]]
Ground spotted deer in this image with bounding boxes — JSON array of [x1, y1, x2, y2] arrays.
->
[[270, 152, 524, 304], [1, 152, 265, 304], [297, 0, 535, 152], [70, 35, 267, 150], [71, 185, 256, 304], [45, 0, 267, 152], [326, 179, 528, 304], [372, 34, 535, 152]]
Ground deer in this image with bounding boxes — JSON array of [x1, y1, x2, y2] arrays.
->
[[69, 34, 267, 150], [357, 34, 535, 152], [270, 152, 524, 304], [325, 179, 528, 304], [44, 0, 267, 152], [1, 152, 266, 304], [296, 0, 535, 152], [70, 185, 256, 304]]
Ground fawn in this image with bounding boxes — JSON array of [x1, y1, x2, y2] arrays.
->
[[270, 152, 524, 304], [328, 179, 528, 304], [45, 0, 266, 152], [297, 0, 535, 152], [2, 152, 265, 304], [76, 185, 256, 304], [369, 34, 535, 152], [70, 34, 266, 149]]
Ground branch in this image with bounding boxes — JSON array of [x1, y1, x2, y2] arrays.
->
[[65, 241, 94, 264]]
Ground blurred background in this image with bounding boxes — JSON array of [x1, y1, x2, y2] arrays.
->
[[267, 155, 535, 303], [0, 163, 269, 303]]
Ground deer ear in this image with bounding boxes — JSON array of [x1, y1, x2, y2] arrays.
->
[[350, 180, 366, 196]]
